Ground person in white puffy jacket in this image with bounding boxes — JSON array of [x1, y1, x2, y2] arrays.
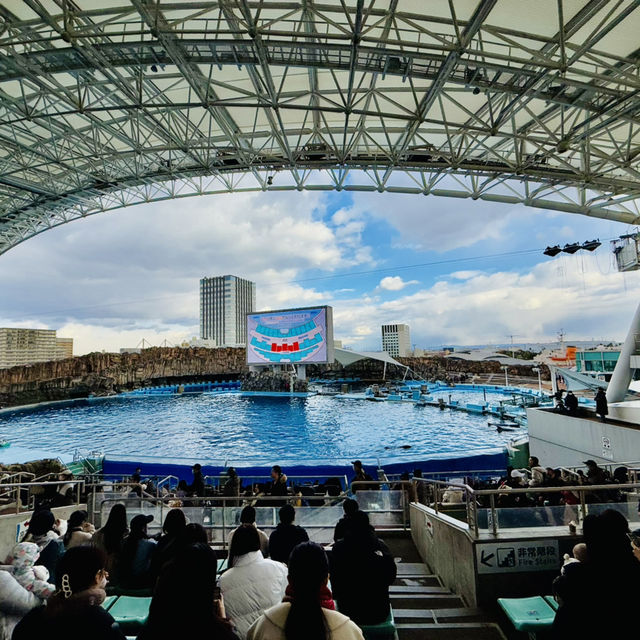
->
[[0, 567, 41, 640], [220, 525, 288, 639]]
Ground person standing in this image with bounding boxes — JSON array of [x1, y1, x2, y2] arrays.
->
[[189, 463, 205, 497], [269, 466, 288, 498], [350, 460, 377, 493], [595, 389, 608, 422]]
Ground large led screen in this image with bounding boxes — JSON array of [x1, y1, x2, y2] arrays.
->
[[246, 306, 334, 365]]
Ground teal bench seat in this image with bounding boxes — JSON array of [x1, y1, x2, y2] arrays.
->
[[544, 595, 559, 611], [108, 595, 152, 632], [101, 595, 118, 611], [498, 596, 556, 635], [359, 609, 397, 640]]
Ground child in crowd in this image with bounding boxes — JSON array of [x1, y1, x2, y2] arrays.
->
[[561, 542, 588, 574]]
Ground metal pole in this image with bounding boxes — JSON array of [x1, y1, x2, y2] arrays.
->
[[489, 493, 498, 536]]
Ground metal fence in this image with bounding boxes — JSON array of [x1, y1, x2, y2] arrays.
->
[[0, 479, 85, 514]]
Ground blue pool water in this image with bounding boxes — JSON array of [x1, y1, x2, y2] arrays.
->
[[0, 390, 524, 464]]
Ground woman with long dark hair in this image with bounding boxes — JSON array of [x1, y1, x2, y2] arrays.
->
[[138, 543, 238, 639], [13, 546, 125, 639], [63, 509, 94, 549], [247, 542, 363, 640], [150, 508, 186, 578], [220, 525, 287, 639], [22, 509, 64, 585], [92, 504, 128, 582], [118, 514, 156, 589], [329, 511, 396, 625]]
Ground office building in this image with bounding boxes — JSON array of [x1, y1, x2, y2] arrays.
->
[[200, 275, 256, 346], [0, 328, 73, 369], [56, 337, 74, 359], [381, 323, 411, 357]]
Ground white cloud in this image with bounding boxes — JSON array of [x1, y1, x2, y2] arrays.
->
[[0, 191, 373, 354], [332, 254, 640, 349], [378, 276, 419, 291]]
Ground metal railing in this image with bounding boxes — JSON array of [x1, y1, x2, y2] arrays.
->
[[413, 476, 640, 538], [0, 479, 85, 514]]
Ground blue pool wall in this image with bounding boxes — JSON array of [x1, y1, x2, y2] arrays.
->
[[103, 448, 508, 488]]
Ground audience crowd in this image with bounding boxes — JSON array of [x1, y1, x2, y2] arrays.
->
[[0, 456, 638, 639]]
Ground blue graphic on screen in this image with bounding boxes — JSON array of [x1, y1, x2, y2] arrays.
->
[[247, 308, 328, 364]]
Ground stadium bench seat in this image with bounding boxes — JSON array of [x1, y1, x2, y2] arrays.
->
[[359, 609, 397, 640], [108, 595, 152, 632], [544, 595, 559, 611], [498, 596, 556, 637], [101, 595, 118, 611]]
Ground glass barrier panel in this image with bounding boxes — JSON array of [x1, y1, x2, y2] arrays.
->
[[355, 490, 404, 527], [477, 504, 579, 529]]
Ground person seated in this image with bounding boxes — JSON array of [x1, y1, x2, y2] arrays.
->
[[553, 510, 640, 636], [21, 509, 65, 586], [220, 526, 288, 638], [92, 504, 128, 584], [63, 509, 94, 549], [269, 466, 289, 498], [564, 390, 578, 415], [12, 546, 126, 639], [175, 479, 189, 498], [119, 514, 156, 589], [584, 459, 608, 485], [247, 542, 363, 640], [10, 542, 56, 600], [268, 505, 309, 565], [527, 457, 547, 488], [138, 543, 238, 640], [150, 508, 187, 579], [613, 466, 629, 485], [333, 498, 359, 542], [0, 564, 41, 640], [350, 460, 378, 493], [228, 506, 269, 557], [183, 522, 208, 545], [329, 511, 397, 625]]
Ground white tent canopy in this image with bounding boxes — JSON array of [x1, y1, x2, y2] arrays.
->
[[334, 348, 408, 370]]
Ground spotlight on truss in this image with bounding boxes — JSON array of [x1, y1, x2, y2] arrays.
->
[[543, 245, 562, 257]]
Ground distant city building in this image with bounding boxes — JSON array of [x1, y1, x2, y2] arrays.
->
[[200, 275, 256, 347], [119, 348, 142, 354], [575, 347, 620, 376], [334, 339, 343, 349], [0, 328, 73, 369], [56, 337, 73, 359], [381, 323, 411, 357], [180, 337, 219, 349]]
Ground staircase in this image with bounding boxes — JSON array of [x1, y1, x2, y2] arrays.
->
[[381, 533, 506, 640]]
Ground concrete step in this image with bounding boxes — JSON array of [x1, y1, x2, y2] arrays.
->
[[395, 562, 430, 577], [394, 607, 486, 623], [396, 622, 507, 640], [394, 576, 442, 587], [390, 585, 451, 594], [390, 593, 465, 610]]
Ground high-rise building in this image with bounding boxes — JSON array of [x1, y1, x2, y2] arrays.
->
[[0, 328, 73, 369], [56, 337, 74, 359], [200, 275, 256, 346], [381, 323, 411, 357]]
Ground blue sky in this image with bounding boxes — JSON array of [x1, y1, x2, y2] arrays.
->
[[0, 186, 639, 355]]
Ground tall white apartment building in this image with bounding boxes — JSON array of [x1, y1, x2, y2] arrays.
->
[[381, 323, 411, 357], [200, 275, 256, 346], [0, 328, 73, 369]]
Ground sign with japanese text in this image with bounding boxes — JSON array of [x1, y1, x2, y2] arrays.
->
[[476, 540, 560, 574]]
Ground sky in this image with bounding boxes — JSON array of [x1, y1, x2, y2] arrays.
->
[[1, 185, 639, 355]]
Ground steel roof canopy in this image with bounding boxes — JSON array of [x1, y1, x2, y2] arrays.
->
[[1, 0, 640, 255]]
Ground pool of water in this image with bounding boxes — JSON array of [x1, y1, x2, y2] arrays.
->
[[0, 390, 524, 464]]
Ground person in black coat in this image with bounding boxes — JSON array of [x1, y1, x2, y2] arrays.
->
[[552, 509, 640, 638], [329, 510, 397, 625], [268, 504, 309, 564], [150, 508, 187, 579], [189, 463, 205, 496], [595, 389, 608, 422], [13, 546, 125, 640], [333, 498, 359, 542]]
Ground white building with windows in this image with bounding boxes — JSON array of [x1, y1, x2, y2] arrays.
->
[[381, 323, 411, 358], [0, 328, 73, 369], [200, 275, 256, 347]]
